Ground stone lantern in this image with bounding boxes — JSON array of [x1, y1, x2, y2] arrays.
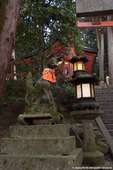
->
[[68, 55, 89, 76], [68, 55, 99, 110], [68, 55, 104, 166]]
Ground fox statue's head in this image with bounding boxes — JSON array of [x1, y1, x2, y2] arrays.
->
[[46, 52, 58, 69]]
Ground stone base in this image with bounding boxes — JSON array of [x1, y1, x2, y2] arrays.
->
[[25, 103, 57, 113], [82, 151, 104, 166], [18, 103, 63, 125], [1, 137, 75, 155], [18, 112, 63, 125], [0, 125, 83, 169], [0, 149, 83, 170]]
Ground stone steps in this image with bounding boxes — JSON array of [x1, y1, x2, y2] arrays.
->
[[0, 151, 83, 170], [96, 99, 113, 102], [101, 114, 113, 119], [9, 124, 69, 138], [101, 119, 113, 124], [105, 124, 113, 129], [95, 86, 113, 142], [0, 125, 83, 169], [108, 130, 113, 136], [1, 137, 75, 155], [98, 106, 113, 110]]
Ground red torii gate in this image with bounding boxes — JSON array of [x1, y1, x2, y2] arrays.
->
[[76, 0, 113, 84], [77, 20, 113, 28]]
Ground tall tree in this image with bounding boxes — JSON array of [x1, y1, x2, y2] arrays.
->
[[15, 0, 83, 69], [0, 0, 21, 102]]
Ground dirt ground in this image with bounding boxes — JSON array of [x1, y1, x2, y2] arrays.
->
[[0, 101, 113, 169]]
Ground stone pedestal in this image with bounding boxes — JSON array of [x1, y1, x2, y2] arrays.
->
[[70, 110, 105, 166], [0, 125, 83, 170], [82, 119, 96, 152], [18, 103, 63, 125]]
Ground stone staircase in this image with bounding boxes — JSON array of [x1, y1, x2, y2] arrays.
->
[[95, 85, 113, 138], [0, 125, 83, 170]]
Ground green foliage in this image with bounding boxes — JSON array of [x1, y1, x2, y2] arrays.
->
[[78, 17, 97, 48], [60, 79, 75, 98], [2, 79, 26, 102], [2, 77, 76, 106], [15, 0, 83, 60], [52, 78, 76, 104]]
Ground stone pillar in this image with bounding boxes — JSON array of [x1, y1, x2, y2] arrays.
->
[[107, 17, 113, 85], [70, 110, 105, 166], [82, 119, 96, 152]]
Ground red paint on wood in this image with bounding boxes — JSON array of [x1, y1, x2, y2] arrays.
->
[[77, 21, 113, 28]]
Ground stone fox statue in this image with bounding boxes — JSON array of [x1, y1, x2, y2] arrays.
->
[[25, 55, 58, 105]]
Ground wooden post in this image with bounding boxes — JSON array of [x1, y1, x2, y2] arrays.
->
[[11, 62, 14, 79], [100, 33, 104, 84], [61, 58, 65, 77], [107, 17, 113, 85], [21, 60, 24, 79]]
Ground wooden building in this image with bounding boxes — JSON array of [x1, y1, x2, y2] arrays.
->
[[7, 40, 98, 80]]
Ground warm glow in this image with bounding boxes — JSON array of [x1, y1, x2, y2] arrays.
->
[[65, 61, 68, 65], [77, 85, 82, 99], [74, 62, 77, 71], [76, 83, 94, 99], [82, 63, 85, 70], [77, 61, 83, 70], [82, 84, 91, 97], [57, 61, 62, 65], [74, 61, 85, 72], [91, 84, 94, 97]]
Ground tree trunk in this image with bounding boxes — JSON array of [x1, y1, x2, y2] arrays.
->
[[100, 33, 104, 82], [0, 0, 21, 102], [107, 16, 113, 85], [96, 29, 104, 85]]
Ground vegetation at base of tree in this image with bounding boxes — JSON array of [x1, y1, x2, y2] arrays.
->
[[2, 78, 76, 106]]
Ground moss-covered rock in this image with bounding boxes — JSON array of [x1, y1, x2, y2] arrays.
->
[[96, 140, 109, 154]]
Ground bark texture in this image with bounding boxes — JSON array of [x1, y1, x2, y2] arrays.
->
[[0, 0, 21, 101], [107, 26, 113, 85], [107, 16, 113, 85]]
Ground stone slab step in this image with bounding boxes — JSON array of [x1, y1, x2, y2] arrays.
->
[[95, 92, 113, 95], [95, 93, 113, 95], [10, 125, 69, 138], [99, 106, 113, 110], [105, 124, 113, 129], [1, 137, 75, 155], [95, 99, 113, 102], [102, 119, 113, 124], [0, 149, 83, 170], [99, 110, 113, 114], [95, 86, 113, 90], [96, 97, 113, 101], [98, 103, 113, 106], [108, 130, 113, 136], [101, 114, 113, 119]]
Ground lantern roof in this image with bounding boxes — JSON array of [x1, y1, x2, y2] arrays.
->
[[69, 73, 100, 85], [68, 55, 89, 64]]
